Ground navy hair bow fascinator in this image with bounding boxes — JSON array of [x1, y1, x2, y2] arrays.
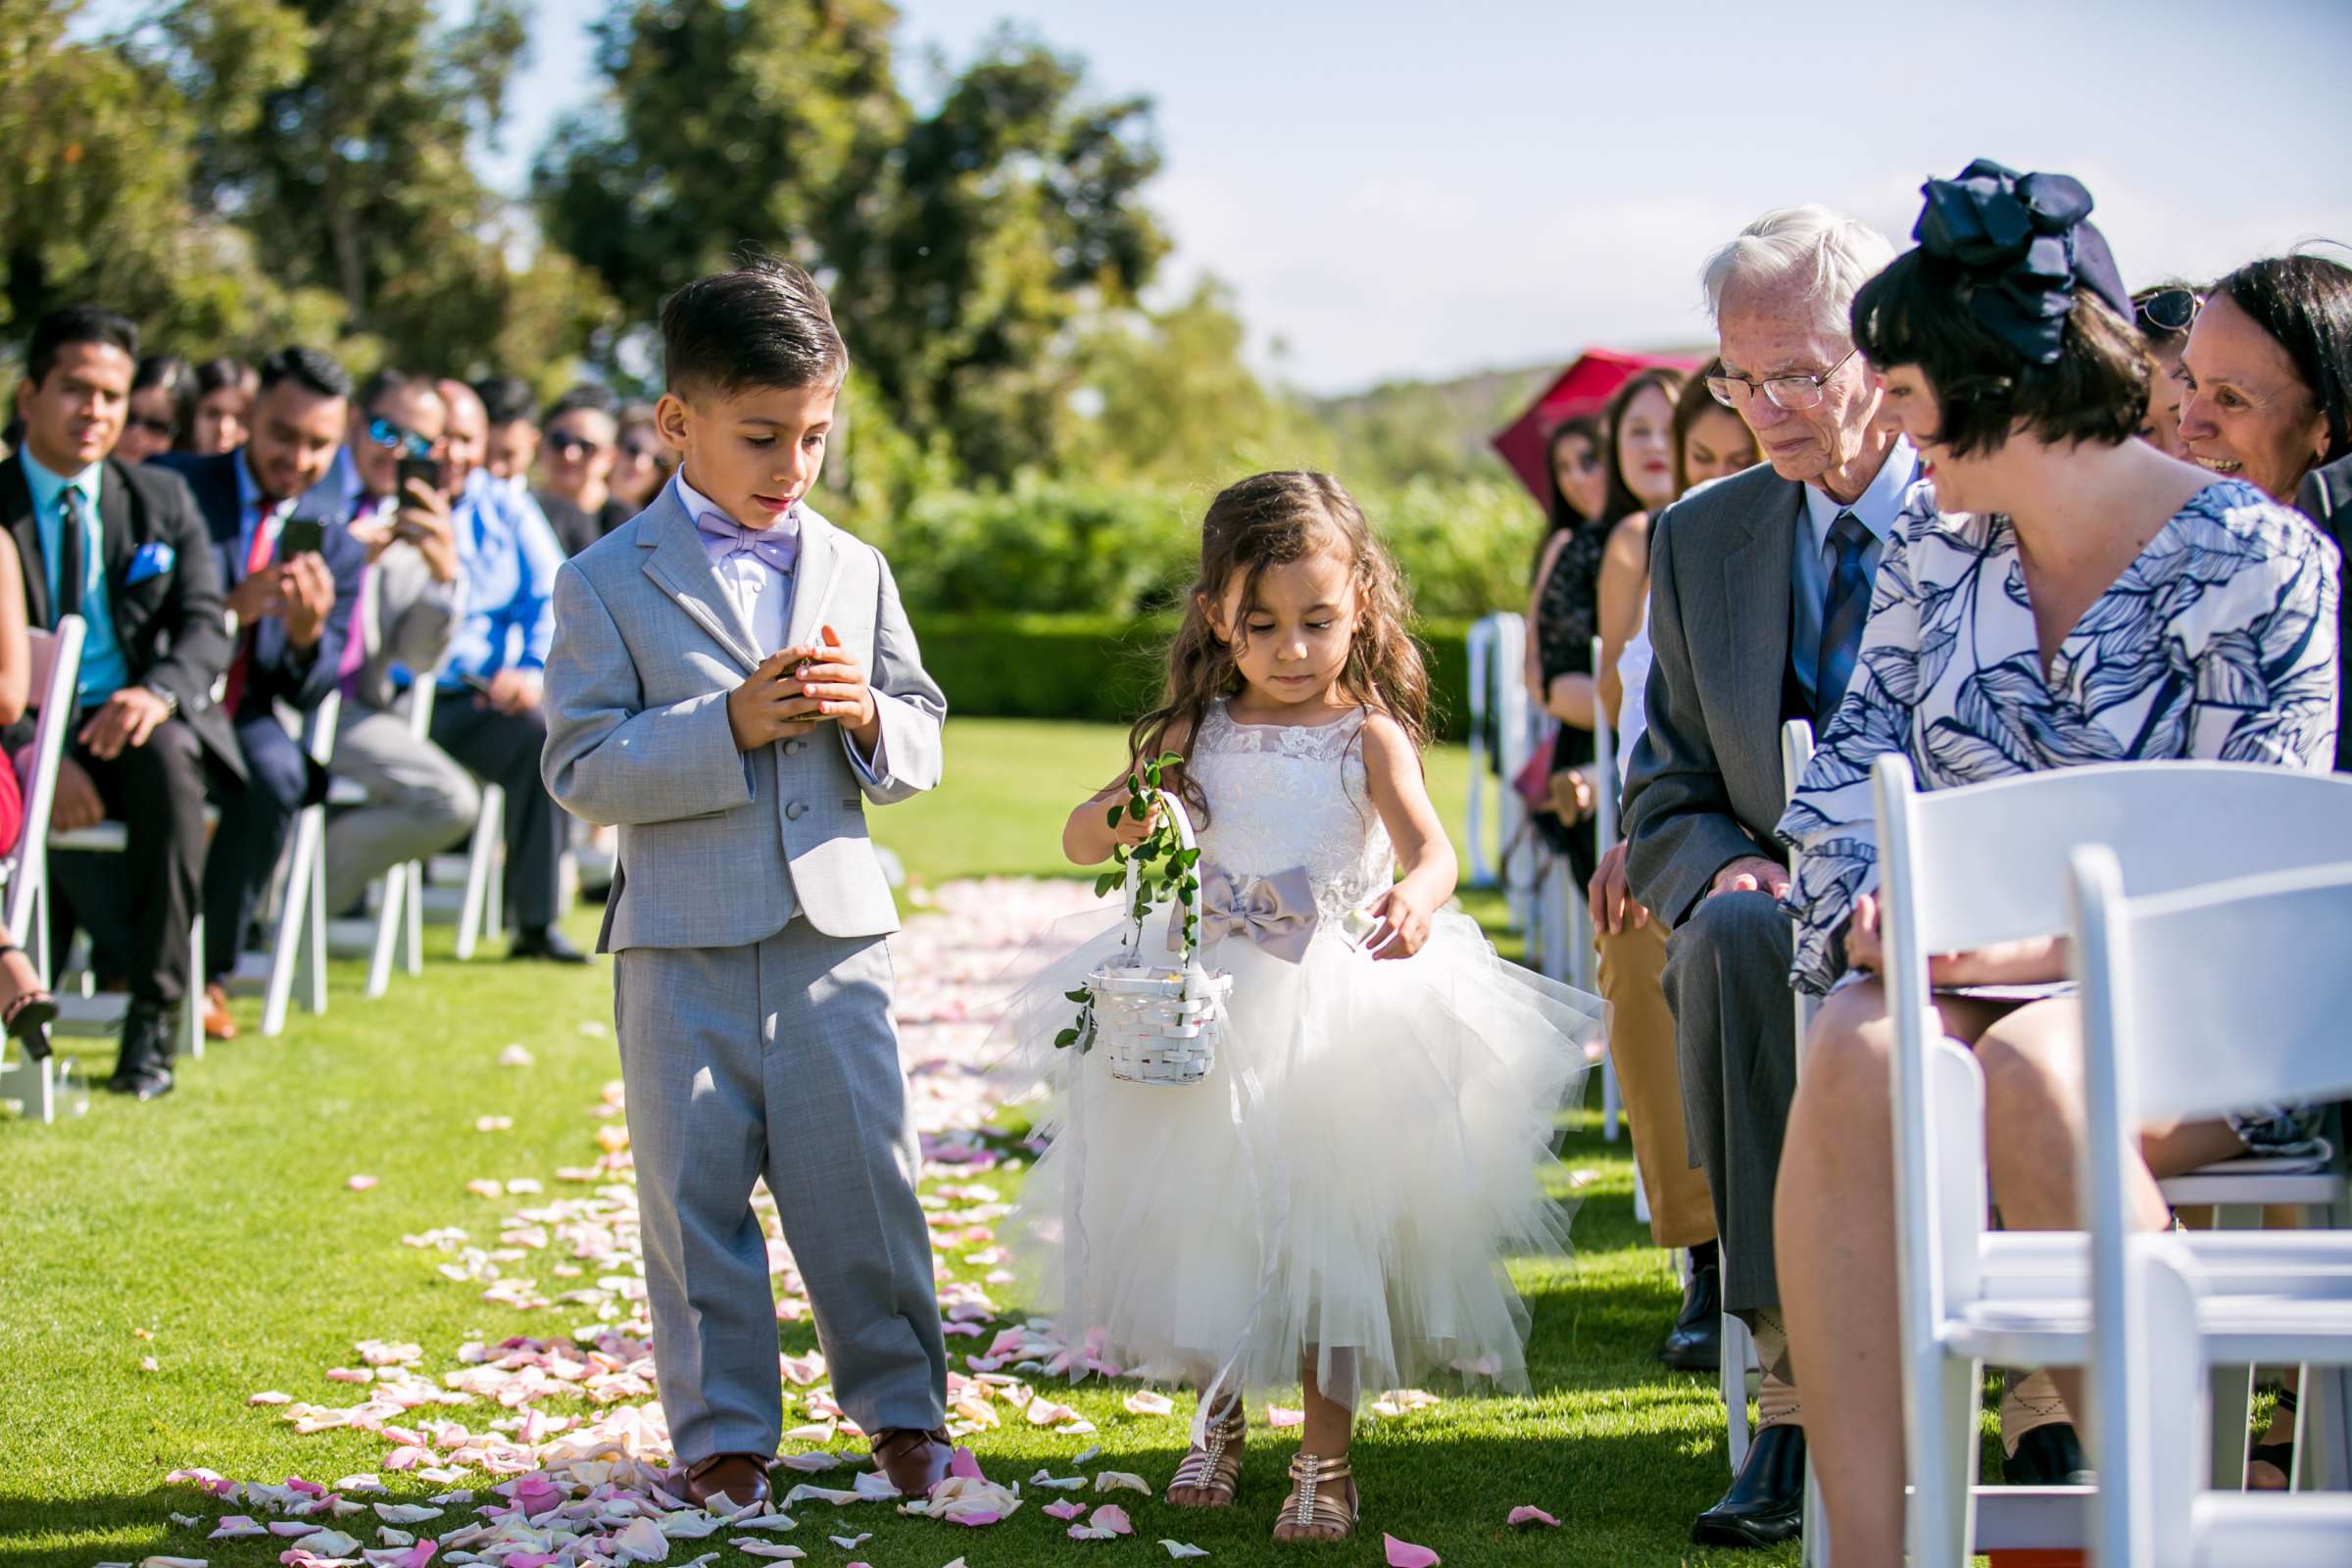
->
[[1913, 158, 2135, 364]]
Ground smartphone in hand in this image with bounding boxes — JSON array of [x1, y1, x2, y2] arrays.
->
[[278, 516, 326, 557]]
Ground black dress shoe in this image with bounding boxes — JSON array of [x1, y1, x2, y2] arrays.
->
[[2004, 1422, 2094, 1485], [510, 927, 590, 964], [107, 1003, 176, 1099], [1659, 1253, 1723, 1371], [1692, 1422, 1806, 1547], [105, 1063, 175, 1101]]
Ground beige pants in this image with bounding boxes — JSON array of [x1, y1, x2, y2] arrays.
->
[[1597, 917, 1717, 1250]]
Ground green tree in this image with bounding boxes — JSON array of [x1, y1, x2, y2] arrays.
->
[[537, 3, 1169, 482]]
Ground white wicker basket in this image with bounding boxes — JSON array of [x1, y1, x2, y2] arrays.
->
[[1087, 789, 1230, 1086]]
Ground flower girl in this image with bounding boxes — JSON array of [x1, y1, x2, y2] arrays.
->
[[1004, 471, 1599, 1542]]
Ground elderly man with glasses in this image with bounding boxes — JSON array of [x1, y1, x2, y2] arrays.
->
[[1619, 205, 1919, 1548]]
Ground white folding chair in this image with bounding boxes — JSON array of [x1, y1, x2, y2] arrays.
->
[[0, 619, 85, 1124], [232, 689, 340, 1037], [1465, 614, 1506, 890], [2072, 851, 2352, 1566], [323, 677, 439, 997], [1875, 758, 2352, 1564], [454, 780, 506, 960], [1591, 634, 1620, 1141]]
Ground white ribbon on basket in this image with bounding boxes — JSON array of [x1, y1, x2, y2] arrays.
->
[[1056, 792, 1296, 1446]]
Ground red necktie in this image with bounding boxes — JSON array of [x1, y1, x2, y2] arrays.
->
[[220, 507, 280, 713]]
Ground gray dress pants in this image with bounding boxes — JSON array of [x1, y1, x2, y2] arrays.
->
[[1661, 888, 1797, 1317], [615, 920, 949, 1464]]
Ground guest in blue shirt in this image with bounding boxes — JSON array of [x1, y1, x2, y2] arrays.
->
[[428, 377, 582, 963], [2, 306, 237, 1100]]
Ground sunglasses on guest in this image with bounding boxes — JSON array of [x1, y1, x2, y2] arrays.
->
[[548, 431, 612, 459], [368, 416, 435, 461], [126, 414, 178, 442], [2135, 287, 2201, 336]]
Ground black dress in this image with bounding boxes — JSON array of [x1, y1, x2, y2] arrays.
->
[[1530, 521, 1607, 882]]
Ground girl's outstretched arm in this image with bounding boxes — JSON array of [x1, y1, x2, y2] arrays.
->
[[1060, 721, 1191, 865], [1358, 711, 1457, 959]]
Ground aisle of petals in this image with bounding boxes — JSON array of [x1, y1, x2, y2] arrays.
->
[[143, 880, 1520, 1568]]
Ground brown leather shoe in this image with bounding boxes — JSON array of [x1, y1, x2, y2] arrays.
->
[[202, 983, 237, 1041], [681, 1452, 772, 1509], [870, 1427, 954, 1497]]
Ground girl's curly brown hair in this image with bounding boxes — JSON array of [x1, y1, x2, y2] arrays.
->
[[1129, 470, 1431, 823]]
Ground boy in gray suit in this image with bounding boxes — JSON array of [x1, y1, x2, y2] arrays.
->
[[541, 258, 952, 1510]]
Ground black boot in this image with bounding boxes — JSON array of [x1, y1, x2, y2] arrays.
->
[[105, 1002, 176, 1102], [2005, 1422, 2094, 1485], [1659, 1248, 1723, 1371], [509, 926, 590, 964], [1691, 1423, 1806, 1547]]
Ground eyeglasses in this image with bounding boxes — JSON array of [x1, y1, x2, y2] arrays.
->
[[617, 437, 662, 463], [368, 416, 434, 461], [1707, 347, 1860, 412], [2135, 287, 2201, 336], [548, 431, 610, 459], [127, 414, 177, 442]]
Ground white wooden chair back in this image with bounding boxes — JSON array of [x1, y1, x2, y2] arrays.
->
[[2070, 853, 2352, 1567], [10, 619, 84, 925], [1873, 757, 2352, 1561]]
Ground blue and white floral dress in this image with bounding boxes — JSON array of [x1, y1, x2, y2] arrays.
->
[[1776, 477, 2339, 1147]]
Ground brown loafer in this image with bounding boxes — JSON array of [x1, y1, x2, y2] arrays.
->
[[870, 1426, 953, 1496], [202, 983, 237, 1041], [682, 1451, 772, 1509]]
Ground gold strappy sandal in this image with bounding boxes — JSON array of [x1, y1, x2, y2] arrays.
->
[[1165, 1401, 1247, 1506], [1272, 1451, 1356, 1542]]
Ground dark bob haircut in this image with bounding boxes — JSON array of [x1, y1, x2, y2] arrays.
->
[[24, 304, 139, 387], [1851, 249, 2149, 459], [2211, 254, 2352, 467], [661, 253, 848, 398]]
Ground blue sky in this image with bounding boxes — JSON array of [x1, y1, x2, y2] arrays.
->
[[108, 0, 2352, 392]]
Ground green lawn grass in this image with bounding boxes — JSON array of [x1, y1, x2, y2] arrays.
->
[[0, 718, 1790, 1567]]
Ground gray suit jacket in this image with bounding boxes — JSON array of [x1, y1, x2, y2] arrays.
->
[[1623, 462, 1807, 927], [349, 542, 463, 713], [540, 485, 946, 952]]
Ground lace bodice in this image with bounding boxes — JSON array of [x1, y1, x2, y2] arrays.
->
[[1188, 701, 1395, 924]]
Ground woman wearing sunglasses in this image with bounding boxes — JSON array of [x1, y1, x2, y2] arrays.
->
[[609, 403, 672, 514], [117, 355, 191, 466], [2132, 282, 2199, 460]]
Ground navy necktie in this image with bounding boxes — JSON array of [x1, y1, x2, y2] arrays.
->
[[55, 486, 87, 625], [1815, 511, 1871, 723]]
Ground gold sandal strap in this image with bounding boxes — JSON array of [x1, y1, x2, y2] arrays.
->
[[1281, 1452, 1357, 1534]]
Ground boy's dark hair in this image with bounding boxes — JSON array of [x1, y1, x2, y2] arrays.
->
[[661, 255, 848, 398], [259, 346, 352, 402], [2212, 254, 2352, 467], [1852, 248, 2148, 459], [24, 305, 140, 387], [546, 383, 620, 423], [474, 374, 539, 428]]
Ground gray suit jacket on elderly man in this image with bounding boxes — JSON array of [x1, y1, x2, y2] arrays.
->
[[541, 483, 946, 953]]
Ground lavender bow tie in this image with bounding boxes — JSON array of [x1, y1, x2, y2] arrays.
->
[[695, 507, 800, 573], [1180, 864, 1320, 963]]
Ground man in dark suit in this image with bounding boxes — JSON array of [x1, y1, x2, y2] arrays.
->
[[1622, 207, 1922, 1546], [2295, 453, 2352, 772], [159, 348, 362, 1038], [3, 307, 236, 1100]]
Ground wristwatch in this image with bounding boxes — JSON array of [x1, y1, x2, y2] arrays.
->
[[143, 685, 179, 717]]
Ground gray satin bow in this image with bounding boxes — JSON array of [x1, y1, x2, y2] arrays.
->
[[1186, 864, 1319, 963]]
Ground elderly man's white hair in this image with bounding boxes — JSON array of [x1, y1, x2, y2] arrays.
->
[[1700, 205, 1896, 341]]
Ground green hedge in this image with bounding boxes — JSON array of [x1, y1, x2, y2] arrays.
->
[[919, 612, 1476, 742]]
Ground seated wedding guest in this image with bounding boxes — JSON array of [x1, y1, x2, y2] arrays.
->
[[475, 375, 541, 493], [1517, 416, 1604, 851], [1529, 376, 1680, 882], [181, 357, 256, 456], [161, 349, 363, 1040], [1773, 162, 2340, 1563], [440, 380, 579, 964], [1588, 361, 1759, 1377], [609, 402, 670, 513], [1621, 203, 1912, 1547], [2132, 281, 2199, 460], [4, 306, 235, 1101], [1592, 368, 1687, 723], [535, 385, 636, 556], [2183, 254, 2352, 781], [318, 376, 479, 917], [119, 356, 191, 466]]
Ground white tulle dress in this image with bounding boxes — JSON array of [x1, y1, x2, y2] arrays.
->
[[1002, 700, 1601, 1414]]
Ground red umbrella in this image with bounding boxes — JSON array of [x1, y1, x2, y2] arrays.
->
[[1491, 347, 1706, 507]]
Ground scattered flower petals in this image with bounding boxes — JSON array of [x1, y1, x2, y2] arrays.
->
[[726, 1544, 804, 1562], [1094, 1471, 1150, 1494], [474, 1117, 512, 1132], [497, 1044, 533, 1067], [1067, 1503, 1134, 1540], [142, 1558, 207, 1568], [1507, 1504, 1560, 1528], [1265, 1404, 1303, 1428], [211, 1519, 268, 1541], [369, 1505, 439, 1525], [248, 1391, 293, 1405], [1160, 1544, 1209, 1561], [1043, 1501, 1086, 1521], [826, 1537, 868, 1552], [1384, 1535, 1442, 1567], [347, 1175, 378, 1192], [1369, 1389, 1442, 1419], [139, 1356, 160, 1373], [1122, 1391, 1175, 1416], [776, 1452, 839, 1474]]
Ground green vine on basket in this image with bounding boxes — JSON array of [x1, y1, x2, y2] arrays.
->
[[1055, 751, 1200, 1054]]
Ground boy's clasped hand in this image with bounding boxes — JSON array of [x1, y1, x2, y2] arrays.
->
[[725, 625, 879, 753]]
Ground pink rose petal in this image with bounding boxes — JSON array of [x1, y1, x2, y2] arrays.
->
[[1384, 1535, 1441, 1567], [1044, 1501, 1086, 1521], [947, 1446, 984, 1482], [1506, 1505, 1559, 1528], [1122, 1390, 1174, 1416], [1265, 1404, 1303, 1429], [347, 1175, 377, 1192]]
